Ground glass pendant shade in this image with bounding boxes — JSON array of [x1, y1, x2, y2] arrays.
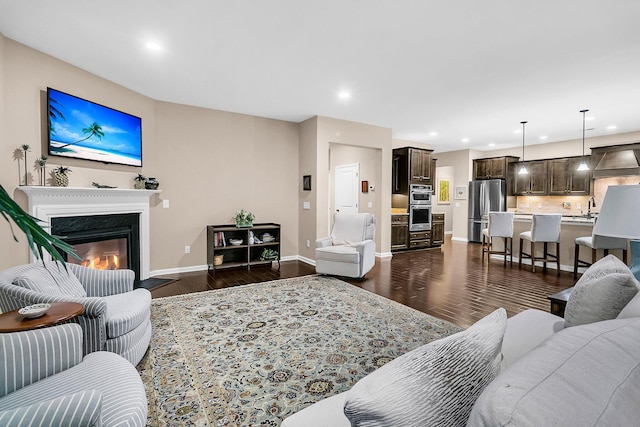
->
[[577, 160, 590, 171], [518, 163, 528, 175], [578, 109, 590, 171]]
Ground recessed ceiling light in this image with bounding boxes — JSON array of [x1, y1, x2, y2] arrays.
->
[[539, 135, 548, 140], [338, 91, 351, 100], [462, 138, 470, 143], [145, 41, 163, 51], [513, 129, 521, 134], [488, 142, 496, 147], [585, 116, 595, 121], [607, 125, 617, 130], [429, 132, 438, 136]]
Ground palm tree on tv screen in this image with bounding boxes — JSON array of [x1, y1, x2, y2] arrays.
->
[[48, 96, 65, 137], [59, 122, 105, 149]]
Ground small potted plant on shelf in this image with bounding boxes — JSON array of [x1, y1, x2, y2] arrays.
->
[[260, 248, 279, 261], [233, 208, 255, 228], [133, 173, 147, 189], [53, 166, 71, 187]]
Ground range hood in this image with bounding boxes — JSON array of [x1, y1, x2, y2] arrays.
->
[[591, 143, 640, 178]]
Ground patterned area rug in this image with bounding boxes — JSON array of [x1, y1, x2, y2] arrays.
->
[[137, 275, 462, 426]]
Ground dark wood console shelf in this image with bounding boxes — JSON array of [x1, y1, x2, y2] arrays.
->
[[207, 223, 281, 272]]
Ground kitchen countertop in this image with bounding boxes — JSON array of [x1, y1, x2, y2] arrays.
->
[[513, 214, 595, 225]]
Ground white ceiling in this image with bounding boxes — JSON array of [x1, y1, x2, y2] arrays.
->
[[1, 0, 639, 153]]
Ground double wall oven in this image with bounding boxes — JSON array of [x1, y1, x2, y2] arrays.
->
[[409, 184, 432, 231]]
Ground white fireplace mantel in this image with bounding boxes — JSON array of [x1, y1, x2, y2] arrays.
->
[[17, 186, 160, 279]]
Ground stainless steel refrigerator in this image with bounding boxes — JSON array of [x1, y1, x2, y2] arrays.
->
[[468, 179, 506, 242]]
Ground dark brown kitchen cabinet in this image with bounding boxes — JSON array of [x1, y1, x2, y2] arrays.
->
[[431, 213, 445, 246], [392, 147, 434, 193], [391, 215, 409, 251], [473, 156, 519, 180], [409, 148, 432, 183], [548, 157, 592, 196], [513, 160, 548, 195]]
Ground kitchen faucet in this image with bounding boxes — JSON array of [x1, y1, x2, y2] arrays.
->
[[587, 197, 596, 219]]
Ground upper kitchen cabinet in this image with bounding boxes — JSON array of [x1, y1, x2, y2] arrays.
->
[[392, 147, 434, 193], [409, 148, 432, 183], [548, 157, 592, 196], [513, 160, 548, 195], [473, 156, 519, 180]]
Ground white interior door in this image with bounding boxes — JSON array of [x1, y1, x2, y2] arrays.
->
[[335, 163, 359, 213]]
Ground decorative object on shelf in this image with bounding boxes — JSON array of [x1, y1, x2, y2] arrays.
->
[[37, 155, 48, 186], [134, 173, 147, 189], [0, 184, 78, 264], [213, 254, 224, 266], [91, 182, 117, 189], [18, 303, 51, 318], [145, 177, 159, 190], [518, 121, 528, 175], [53, 166, 71, 187], [577, 109, 590, 171], [454, 186, 467, 200], [262, 233, 275, 243], [249, 231, 255, 245], [438, 179, 451, 204], [21, 144, 30, 185], [229, 238, 243, 246], [260, 248, 279, 261], [303, 175, 311, 191], [233, 208, 255, 228]]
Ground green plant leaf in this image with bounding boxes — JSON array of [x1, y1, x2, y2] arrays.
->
[[0, 185, 80, 265]]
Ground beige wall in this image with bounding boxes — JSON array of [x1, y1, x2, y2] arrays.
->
[[297, 117, 318, 262], [329, 143, 382, 246], [0, 36, 300, 273], [316, 117, 393, 255]]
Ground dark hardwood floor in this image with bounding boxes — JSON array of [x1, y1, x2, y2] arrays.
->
[[151, 236, 577, 328]]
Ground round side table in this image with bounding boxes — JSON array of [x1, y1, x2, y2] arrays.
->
[[0, 302, 84, 332]]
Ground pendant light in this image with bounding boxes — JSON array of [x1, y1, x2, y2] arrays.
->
[[577, 109, 590, 171], [518, 121, 528, 175]]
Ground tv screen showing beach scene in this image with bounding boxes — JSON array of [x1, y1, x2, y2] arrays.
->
[[47, 87, 142, 167]]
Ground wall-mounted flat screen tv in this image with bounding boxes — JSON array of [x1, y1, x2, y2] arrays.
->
[[47, 87, 142, 167]]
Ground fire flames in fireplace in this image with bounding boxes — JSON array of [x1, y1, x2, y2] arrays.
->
[[68, 239, 128, 271]]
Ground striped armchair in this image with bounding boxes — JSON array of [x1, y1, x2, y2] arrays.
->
[[0, 323, 147, 426], [0, 262, 151, 365]]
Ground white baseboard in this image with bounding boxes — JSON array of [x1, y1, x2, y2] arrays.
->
[[150, 264, 208, 277], [452, 236, 469, 242], [377, 251, 393, 259]]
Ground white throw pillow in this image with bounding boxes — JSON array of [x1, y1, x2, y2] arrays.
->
[[13, 262, 86, 297], [343, 308, 506, 427], [468, 317, 640, 426], [564, 255, 639, 328]]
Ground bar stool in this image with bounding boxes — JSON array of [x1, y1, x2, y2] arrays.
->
[[519, 214, 562, 275], [481, 212, 514, 266], [573, 233, 628, 278]]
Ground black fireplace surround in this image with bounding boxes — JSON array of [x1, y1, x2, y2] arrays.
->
[[51, 213, 141, 281]]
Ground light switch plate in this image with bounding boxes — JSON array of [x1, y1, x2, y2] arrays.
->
[[162, 199, 170, 208], [303, 201, 311, 210]]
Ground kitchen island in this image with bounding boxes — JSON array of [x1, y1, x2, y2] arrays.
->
[[487, 214, 609, 275]]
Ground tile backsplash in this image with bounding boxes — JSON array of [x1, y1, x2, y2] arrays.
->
[[515, 175, 640, 215]]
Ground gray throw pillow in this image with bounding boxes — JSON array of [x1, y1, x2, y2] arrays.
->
[[13, 262, 86, 297], [343, 308, 506, 427], [564, 255, 639, 328], [468, 317, 640, 426]]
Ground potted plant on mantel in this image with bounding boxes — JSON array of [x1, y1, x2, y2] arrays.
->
[[233, 208, 255, 228], [133, 173, 147, 190], [0, 184, 79, 265]]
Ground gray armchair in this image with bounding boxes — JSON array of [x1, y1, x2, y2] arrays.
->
[[0, 323, 147, 426], [0, 262, 151, 365], [315, 213, 376, 278]]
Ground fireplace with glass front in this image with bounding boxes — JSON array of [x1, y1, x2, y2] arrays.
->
[[51, 213, 141, 281]]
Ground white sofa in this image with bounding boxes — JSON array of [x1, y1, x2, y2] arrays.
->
[[282, 255, 640, 426]]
